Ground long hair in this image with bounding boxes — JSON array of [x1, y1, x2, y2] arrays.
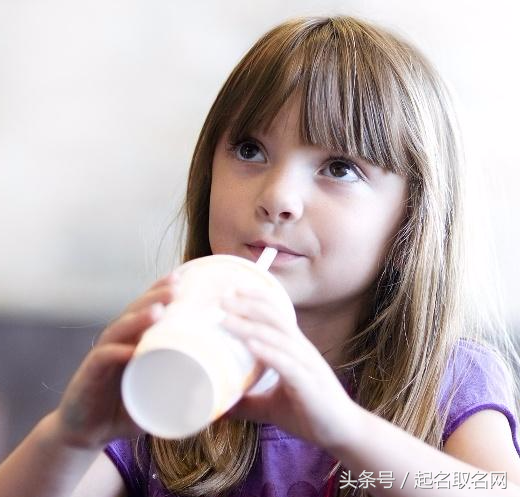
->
[[145, 16, 519, 497]]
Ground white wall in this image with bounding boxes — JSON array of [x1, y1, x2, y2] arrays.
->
[[1, 0, 519, 325]]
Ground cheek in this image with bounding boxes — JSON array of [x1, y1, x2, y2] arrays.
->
[[208, 173, 244, 252], [319, 208, 400, 279], [208, 178, 223, 249], [208, 191, 227, 251]]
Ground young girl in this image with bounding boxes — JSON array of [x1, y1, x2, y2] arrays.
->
[[2, 15, 520, 497]]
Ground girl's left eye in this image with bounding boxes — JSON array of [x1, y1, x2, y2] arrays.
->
[[229, 140, 266, 162], [320, 159, 362, 183]]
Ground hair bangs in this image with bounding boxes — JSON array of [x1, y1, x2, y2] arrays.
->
[[299, 21, 414, 176], [226, 38, 306, 147], [226, 18, 413, 177]]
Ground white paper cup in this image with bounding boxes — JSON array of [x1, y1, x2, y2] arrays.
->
[[122, 254, 295, 439]]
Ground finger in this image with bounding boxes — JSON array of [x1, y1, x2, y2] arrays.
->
[[222, 314, 298, 366], [69, 342, 138, 395], [125, 285, 177, 313], [220, 294, 297, 335], [149, 270, 180, 290], [97, 304, 165, 346], [221, 312, 308, 354], [235, 286, 293, 318], [244, 337, 308, 389], [222, 314, 322, 382]]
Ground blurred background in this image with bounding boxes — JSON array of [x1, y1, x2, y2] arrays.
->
[[1, 0, 519, 459]]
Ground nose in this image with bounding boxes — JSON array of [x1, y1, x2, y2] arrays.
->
[[255, 164, 305, 224]]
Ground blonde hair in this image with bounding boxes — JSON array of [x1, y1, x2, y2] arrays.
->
[[144, 16, 520, 497]]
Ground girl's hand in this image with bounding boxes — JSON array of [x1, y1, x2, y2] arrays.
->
[[220, 286, 357, 452], [51, 272, 180, 449]]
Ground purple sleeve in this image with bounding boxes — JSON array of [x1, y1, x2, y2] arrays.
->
[[439, 339, 520, 457], [104, 438, 149, 497]]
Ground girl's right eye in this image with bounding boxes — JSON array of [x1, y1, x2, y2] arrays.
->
[[228, 140, 266, 163]]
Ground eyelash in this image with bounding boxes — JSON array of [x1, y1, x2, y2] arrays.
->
[[226, 138, 364, 183]]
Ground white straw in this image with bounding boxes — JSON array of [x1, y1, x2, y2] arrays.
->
[[255, 247, 278, 270]]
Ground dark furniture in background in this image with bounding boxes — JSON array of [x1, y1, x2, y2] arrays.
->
[[0, 316, 104, 460]]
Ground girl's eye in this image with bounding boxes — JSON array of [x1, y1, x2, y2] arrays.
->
[[320, 159, 362, 183], [229, 140, 266, 162]]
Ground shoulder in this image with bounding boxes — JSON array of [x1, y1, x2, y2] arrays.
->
[[440, 336, 510, 387], [439, 338, 519, 447], [104, 437, 151, 497], [443, 409, 520, 484], [71, 452, 127, 497]]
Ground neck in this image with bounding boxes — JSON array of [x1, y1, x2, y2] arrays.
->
[[294, 297, 367, 369]]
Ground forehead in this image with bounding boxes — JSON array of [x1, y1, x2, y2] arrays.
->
[[254, 96, 301, 141], [227, 94, 343, 155]]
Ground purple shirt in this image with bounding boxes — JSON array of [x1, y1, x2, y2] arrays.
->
[[105, 339, 520, 497]]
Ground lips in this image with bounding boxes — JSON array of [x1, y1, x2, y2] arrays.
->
[[247, 239, 303, 256]]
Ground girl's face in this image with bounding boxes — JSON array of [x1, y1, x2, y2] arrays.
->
[[209, 99, 408, 316]]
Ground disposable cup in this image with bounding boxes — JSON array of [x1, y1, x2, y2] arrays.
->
[[121, 254, 295, 439]]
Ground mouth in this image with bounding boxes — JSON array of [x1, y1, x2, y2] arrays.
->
[[247, 240, 303, 256], [246, 241, 304, 265]]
